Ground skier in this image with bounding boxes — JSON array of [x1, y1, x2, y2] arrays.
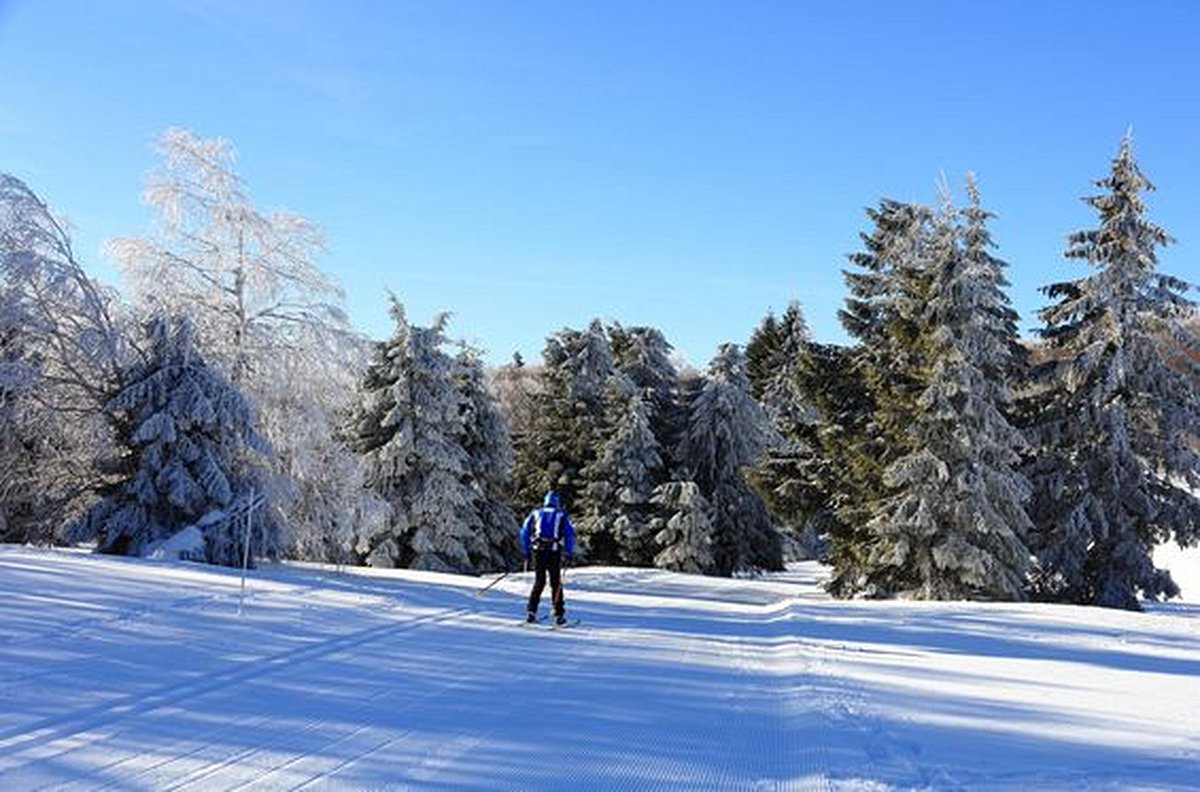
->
[[519, 490, 575, 625]]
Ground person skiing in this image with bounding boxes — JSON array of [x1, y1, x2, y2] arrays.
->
[[519, 490, 575, 625]]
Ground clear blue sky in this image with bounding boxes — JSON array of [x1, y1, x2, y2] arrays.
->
[[3, 0, 1198, 366]]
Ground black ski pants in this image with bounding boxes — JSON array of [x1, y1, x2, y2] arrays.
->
[[526, 546, 565, 617]]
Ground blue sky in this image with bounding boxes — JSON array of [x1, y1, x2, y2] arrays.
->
[[2, 0, 1198, 366]]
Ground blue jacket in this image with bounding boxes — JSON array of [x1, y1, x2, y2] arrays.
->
[[520, 496, 575, 557]]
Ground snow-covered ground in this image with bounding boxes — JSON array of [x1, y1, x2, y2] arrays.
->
[[1, 546, 1197, 790], [1155, 541, 1200, 604]]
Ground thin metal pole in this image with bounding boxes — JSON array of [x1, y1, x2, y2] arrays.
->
[[238, 491, 256, 616]]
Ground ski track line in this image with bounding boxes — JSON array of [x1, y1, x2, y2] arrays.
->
[[38, 607, 538, 791], [728, 618, 796, 791], [609, 618, 713, 790], [0, 566, 330, 651], [0, 591, 227, 648], [171, 613, 513, 791], [156, 712, 349, 792], [259, 612, 599, 790], [31, 585, 407, 788], [775, 605, 833, 792], [9, 623, 451, 791], [440, 616, 610, 792], [0, 581, 338, 702], [807, 629, 924, 790], [42, 712, 278, 792], [0, 603, 471, 770]]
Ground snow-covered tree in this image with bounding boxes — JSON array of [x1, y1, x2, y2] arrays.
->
[[0, 308, 38, 542], [1023, 136, 1200, 609], [865, 179, 1032, 600], [609, 323, 684, 459], [824, 198, 952, 595], [651, 480, 716, 574], [1, 173, 130, 542], [108, 128, 346, 386], [679, 343, 783, 575], [107, 128, 371, 560], [455, 343, 519, 571], [745, 302, 828, 557], [512, 320, 616, 555], [490, 352, 541, 453], [68, 315, 268, 565], [350, 301, 507, 573], [584, 386, 665, 567]]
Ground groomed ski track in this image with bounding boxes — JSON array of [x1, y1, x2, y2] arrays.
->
[[0, 546, 1196, 790]]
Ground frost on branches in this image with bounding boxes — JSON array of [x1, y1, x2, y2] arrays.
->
[[651, 480, 716, 574], [1, 173, 129, 543], [107, 128, 373, 563], [680, 344, 783, 575], [68, 315, 269, 565], [745, 302, 829, 559], [585, 386, 665, 567], [349, 301, 512, 573], [865, 178, 1032, 601], [1023, 136, 1200, 609]]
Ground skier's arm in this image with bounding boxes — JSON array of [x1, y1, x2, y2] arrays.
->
[[561, 513, 575, 557], [519, 513, 534, 557]]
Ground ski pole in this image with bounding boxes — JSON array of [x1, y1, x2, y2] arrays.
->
[[475, 569, 510, 596]]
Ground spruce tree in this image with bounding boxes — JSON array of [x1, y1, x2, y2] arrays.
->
[[454, 344, 519, 571], [866, 180, 1032, 600], [608, 323, 684, 468], [68, 315, 268, 565], [798, 341, 874, 594], [1023, 136, 1200, 609], [584, 386, 665, 567], [651, 480, 717, 574], [827, 199, 935, 595], [679, 344, 783, 575], [512, 320, 616, 559], [349, 301, 484, 573], [745, 302, 828, 558]]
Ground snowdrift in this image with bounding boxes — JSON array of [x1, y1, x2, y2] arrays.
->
[[0, 546, 1196, 790]]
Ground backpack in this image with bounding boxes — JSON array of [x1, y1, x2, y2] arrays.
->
[[532, 507, 565, 552]]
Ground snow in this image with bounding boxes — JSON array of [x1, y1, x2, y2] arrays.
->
[[144, 526, 206, 562], [1, 546, 1197, 790], [1155, 542, 1200, 604]]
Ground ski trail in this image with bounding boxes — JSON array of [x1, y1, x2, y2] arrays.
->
[[257, 611, 594, 790], [168, 612, 516, 790], [0, 604, 468, 774]]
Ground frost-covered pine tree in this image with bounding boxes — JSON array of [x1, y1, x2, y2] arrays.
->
[[679, 343, 783, 575], [745, 302, 829, 558], [608, 323, 684, 459], [350, 301, 494, 573], [68, 315, 268, 565], [841, 200, 936, 453], [512, 319, 616, 557], [108, 128, 371, 562], [865, 178, 1032, 600], [826, 199, 934, 595], [454, 343, 519, 572], [651, 480, 716, 574], [1023, 136, 1200, 609], [584, 385, 665, 567]]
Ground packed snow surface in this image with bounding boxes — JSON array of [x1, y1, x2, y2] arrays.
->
[[1, 546, 1197, 790]]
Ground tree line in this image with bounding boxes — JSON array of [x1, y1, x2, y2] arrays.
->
[[2, 129, 1197, 609]]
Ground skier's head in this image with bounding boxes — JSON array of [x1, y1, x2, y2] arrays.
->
[[544, 490, 561, 508]]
